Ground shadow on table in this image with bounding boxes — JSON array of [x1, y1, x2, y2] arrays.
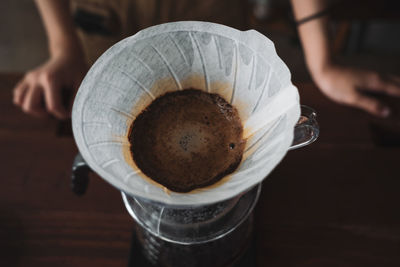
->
[[0, 209, 27, 266]]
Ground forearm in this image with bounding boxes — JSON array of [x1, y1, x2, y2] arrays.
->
[[34, 0, 83, 58], [291, 0, 332, 78]]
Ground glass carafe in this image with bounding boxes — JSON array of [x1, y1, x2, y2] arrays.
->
[[120, 105, 319, 266]]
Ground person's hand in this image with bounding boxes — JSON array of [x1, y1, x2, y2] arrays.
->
[[313, 65, 400, 118], [13, 52, 88, 119]]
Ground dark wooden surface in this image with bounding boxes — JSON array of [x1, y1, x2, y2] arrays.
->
[[1, 73, 400, 266], [255, 81, 400, 266], [0, 74, 132, 266]]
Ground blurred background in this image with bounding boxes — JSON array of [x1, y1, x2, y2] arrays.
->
[[1, 0, 400, 79]]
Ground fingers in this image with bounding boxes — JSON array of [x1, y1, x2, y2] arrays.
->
[[21, 85, 47, 118], [13, 72, 68, 119], [13, 78, 46, 117], [377, 80, 400, 97], [41, 75, 68, 119], [367, 73, 400, 97], [13, 80, 28, 105], [352, 93, 390, 118], [388, 74, 400, 85]]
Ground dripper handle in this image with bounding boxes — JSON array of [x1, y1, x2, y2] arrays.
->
[[290, 105, 319, 150], [71, 153, 91, 195]]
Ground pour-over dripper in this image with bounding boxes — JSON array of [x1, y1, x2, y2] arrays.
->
[[72, 21, 305, 205]]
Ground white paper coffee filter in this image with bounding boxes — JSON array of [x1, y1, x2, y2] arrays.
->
[[72, 21, 300, 206]]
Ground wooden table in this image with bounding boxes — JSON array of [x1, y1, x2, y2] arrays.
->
[[1, 73, 399, 266], [0, 74, 132, 266]]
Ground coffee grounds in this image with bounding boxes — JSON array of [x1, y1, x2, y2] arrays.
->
[[129, 89, 245, 192]]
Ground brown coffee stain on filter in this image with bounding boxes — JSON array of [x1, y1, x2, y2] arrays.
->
[[120, 77, 179, 195], [121, 74, 251, 195]]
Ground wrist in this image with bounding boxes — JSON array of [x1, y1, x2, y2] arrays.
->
[[308, 59, 338, 82], [49, 33, 84, 60]]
